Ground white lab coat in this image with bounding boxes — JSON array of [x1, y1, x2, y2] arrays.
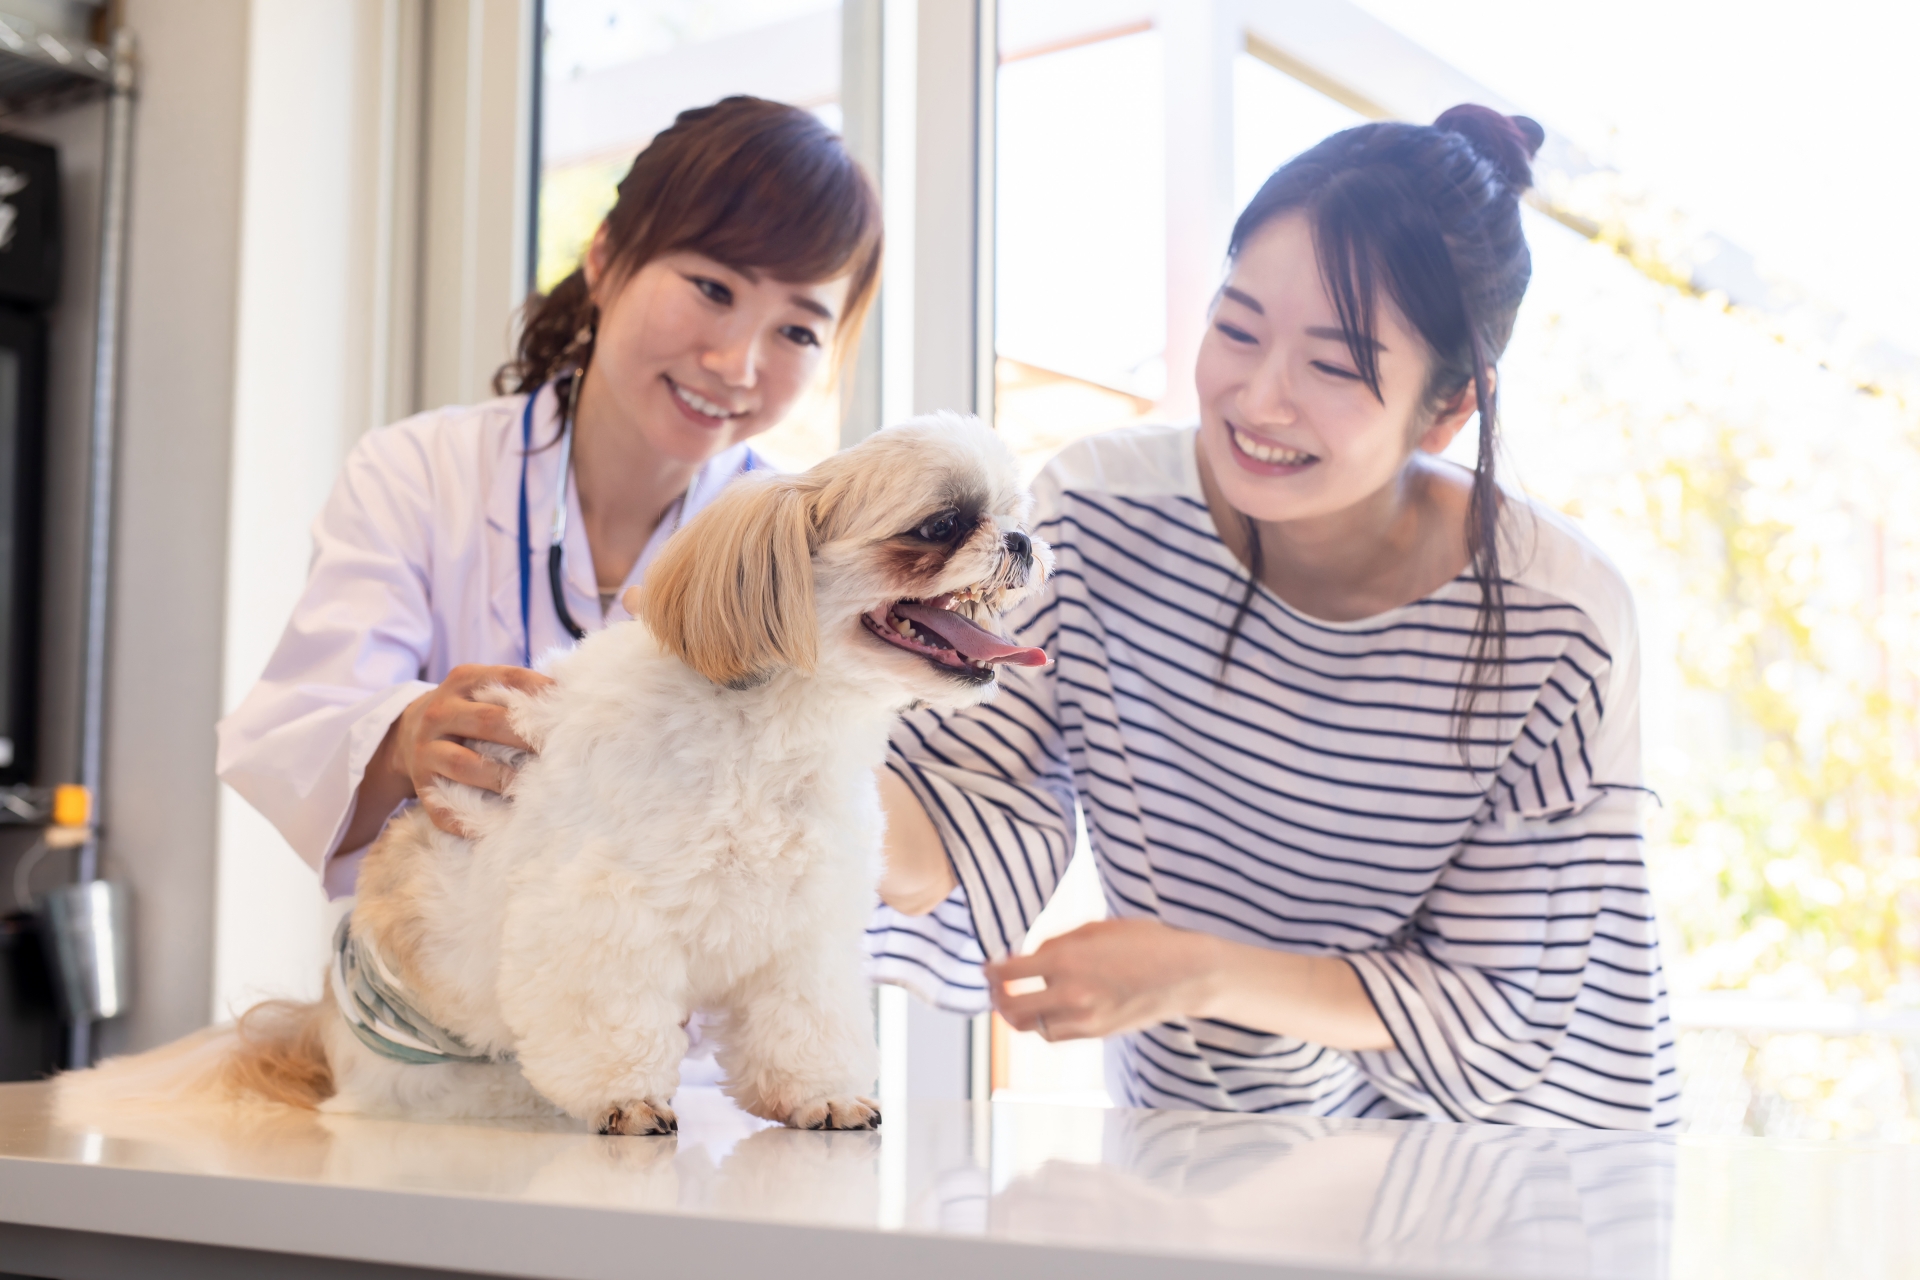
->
[[216, 383, 756, 898]]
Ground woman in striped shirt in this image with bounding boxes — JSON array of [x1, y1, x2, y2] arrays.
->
[[869, 105, 1677, 1129]]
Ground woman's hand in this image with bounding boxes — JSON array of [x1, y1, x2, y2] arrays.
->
[[987, 919, 1220, 1041], [344, 664, 555, 845], [986, 918, 1394, 1051]]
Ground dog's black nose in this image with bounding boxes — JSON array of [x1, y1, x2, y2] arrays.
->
[[1004, 531, 1032, 564]]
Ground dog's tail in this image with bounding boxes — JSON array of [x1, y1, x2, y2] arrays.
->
[[54, 997, 335, 1121]]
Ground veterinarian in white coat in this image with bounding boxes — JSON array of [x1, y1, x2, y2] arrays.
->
[[218, 97, 882, 900]]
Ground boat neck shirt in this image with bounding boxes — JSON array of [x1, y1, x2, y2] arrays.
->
[[867, 423, 1677, 1130]]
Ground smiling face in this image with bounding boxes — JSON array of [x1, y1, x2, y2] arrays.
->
[[1194, 214, 1469, 526], [584, 243, 852, 466]]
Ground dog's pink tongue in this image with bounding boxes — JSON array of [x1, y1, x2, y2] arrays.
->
[[894, 600, 1048, 667]]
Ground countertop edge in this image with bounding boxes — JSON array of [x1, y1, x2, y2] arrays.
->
[[0, 1155, 1419, 1280]]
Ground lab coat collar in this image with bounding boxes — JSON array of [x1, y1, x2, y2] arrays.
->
[[484, 382, 759, 659], [557, 441, 756, 605]]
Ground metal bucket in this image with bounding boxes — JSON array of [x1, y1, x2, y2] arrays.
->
[[37, 880, 130, 1022]]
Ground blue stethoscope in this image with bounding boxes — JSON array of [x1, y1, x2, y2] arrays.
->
[[515, 372, 747, 667]]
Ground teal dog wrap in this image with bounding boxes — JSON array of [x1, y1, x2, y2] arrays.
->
[[329, 914, 494, 1066]]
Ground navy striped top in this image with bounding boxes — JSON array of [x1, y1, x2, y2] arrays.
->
[[867, 424, 1678, 1129]]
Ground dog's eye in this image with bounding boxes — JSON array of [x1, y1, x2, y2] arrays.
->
[[913, 510, 962, 542]]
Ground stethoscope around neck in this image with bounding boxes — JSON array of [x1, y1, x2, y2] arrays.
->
[[515, 370, 713, 668]]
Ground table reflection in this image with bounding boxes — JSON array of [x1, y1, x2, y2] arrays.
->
[[976, 1106, 1672, 1276], [27, 1086, 1681, 1276]]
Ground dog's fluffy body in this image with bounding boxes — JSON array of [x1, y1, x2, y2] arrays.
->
[[61, 414, 1047, 1134]]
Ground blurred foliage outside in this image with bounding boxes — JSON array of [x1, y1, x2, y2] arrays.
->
[[537, 155, 627, 294], [1500, 181, 1920, 1138], [1503, 188, 1920, 1011]]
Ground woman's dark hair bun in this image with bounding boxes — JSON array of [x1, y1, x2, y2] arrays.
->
[[1433, 103, 1544, 191]]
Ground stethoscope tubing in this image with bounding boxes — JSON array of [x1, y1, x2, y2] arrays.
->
[[517, 373, 587, 668], [544, 374, 590, 644], [516, 371, 746, 668]]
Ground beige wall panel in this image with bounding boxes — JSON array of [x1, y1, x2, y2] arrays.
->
[[418, 0, 533, 409], [93, 0, 251, 1054], [213, 0, 433, 1025]]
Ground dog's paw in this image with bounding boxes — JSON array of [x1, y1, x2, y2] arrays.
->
[[594, 1098, 677, 1136], [785, 1096, 881, 1131]]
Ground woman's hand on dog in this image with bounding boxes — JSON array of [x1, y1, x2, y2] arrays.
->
[[346, 664, 556, 843]]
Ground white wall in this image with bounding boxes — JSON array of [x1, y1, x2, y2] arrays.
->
[[210, 0, 387, 1021], [0, 0, 539, 1045], [92, 0, 251, 1055], [212, 0, 535, 1019], [417, 0, 535, 410]]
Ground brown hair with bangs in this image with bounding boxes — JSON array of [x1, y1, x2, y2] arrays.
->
[[495, 95, 883, 395], [1219, 105, 1542, 755]]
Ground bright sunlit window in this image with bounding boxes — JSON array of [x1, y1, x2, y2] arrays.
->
[[993, 12, 1164, 481], [988, 0, 1920, 1137]]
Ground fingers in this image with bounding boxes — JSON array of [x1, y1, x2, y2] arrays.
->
[[474, 666, 557, 704], [985, 953, 1050, 982], [996, 990, 1093, 1041], [431, 665, 551, 750], [445, 663, 555, 697], [987, 956, 1086, 1038], [425, 699, 536, 754], [987, 936, 1104, 1041], [412, 741, 515, 797]]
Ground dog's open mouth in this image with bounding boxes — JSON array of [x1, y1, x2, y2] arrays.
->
[[862, 590, 1048, 680]]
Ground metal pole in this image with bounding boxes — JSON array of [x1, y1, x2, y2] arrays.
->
[[67, 27, 136, 1070], [971, 0, 996, 425], [838, 0, 883, 447]]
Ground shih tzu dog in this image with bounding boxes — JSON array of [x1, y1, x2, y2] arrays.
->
[[59, 413, 1049, 1134]]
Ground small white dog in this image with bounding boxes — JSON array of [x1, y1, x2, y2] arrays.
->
[[60, 413, 1048, 1134]]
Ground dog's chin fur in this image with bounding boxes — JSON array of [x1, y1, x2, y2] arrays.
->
[[57, 412, 1046, 1135]]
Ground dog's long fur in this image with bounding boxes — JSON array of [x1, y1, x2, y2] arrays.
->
[[59, 414, 1047, 1134]]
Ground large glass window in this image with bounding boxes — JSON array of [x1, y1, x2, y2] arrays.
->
[[537, 0, 847, 471], [1496, 201, 1920, 1139], [534, 2, 1920, 1133], [992, 10, 1163, 482]]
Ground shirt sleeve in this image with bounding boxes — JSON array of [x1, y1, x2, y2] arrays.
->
[[1341, 638, 1679, 1129], [214, 424, 443, 880], [865, 506, 1078, 1013]]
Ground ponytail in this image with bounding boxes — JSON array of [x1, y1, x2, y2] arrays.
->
[[496, 267, 597, 395]]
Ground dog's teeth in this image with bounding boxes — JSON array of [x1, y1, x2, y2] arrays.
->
[[893, 617, 911, 636]]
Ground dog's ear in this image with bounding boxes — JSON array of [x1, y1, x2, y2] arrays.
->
[[636, 477, 817, 688]]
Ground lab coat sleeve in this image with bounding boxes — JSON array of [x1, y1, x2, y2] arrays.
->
[[215, 423, 445, 876]]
